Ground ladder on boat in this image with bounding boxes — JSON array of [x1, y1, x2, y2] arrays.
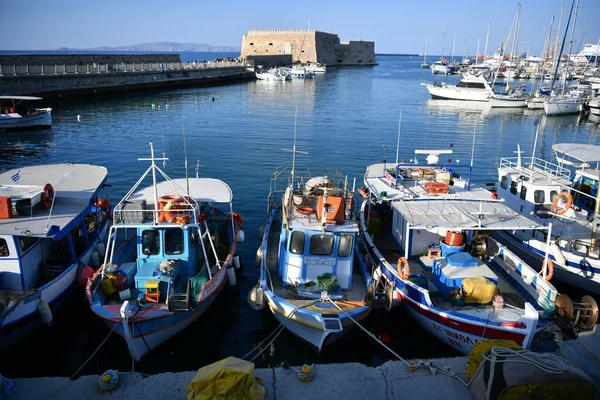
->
[[168, 279, 191, 311]]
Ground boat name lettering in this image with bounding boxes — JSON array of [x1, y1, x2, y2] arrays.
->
[[304, 256, 336, 265]]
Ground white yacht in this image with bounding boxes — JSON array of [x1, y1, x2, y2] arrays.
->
[[422, 73, 495, 101]]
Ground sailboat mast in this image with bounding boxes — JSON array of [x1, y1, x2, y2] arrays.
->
[[451, 28, 456, 62], [424, 35, 428, 62], [563, 0, 580, 92], [550, 0, 576, 93], [476, 36, 481, 65], [484, 17, 491, 60]]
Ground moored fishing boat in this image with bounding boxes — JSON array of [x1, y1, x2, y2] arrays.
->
[[0, 96, 52, 132], [496, 143, 600, 295], [86, 142, 244, 361], [355, 148, 597, 355], [422, 73, 495, 101], [250, 135, 373, 351], [0, 164, 111, 349]]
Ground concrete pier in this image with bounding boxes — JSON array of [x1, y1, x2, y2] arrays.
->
[[6, 357, 470, 400]]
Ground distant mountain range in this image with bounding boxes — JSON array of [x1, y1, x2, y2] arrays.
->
[[56, 42, 240, 53]]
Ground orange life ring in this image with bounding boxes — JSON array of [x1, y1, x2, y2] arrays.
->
[[552, 192, 572, 215], [41, 183, 54, 209], [358, 187, 369, 199], [232, 212, 244, 223], [296, 206, 314, 215], [397, 257, 410, 280], [159, 194, 184, 203], [542, 258, 554, 281]]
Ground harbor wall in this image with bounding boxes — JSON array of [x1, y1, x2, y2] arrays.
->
[[0, 53, 181, 67], [240, 29, 376, 67], [0, 55, 254, 98]]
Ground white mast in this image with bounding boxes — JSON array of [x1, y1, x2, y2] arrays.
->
[[484, 17, 491, 60], [395, 110, 402, 164]]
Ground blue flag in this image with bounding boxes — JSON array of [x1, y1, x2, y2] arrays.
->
[[10, 170, 20, 183]]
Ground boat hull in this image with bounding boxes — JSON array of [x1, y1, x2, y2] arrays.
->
[[544, 99, 584, 115], [0, 110, 52, 131], [489, 96, 527, 108], [425, 85, 492, 102]]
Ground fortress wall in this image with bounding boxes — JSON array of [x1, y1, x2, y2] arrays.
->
[[240, 30, 374, 66]]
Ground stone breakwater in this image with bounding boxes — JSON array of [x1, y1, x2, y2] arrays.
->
[[6, 357, 471, 400], [0, 54, 254, 98]]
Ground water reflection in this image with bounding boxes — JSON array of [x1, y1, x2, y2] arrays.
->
[[0, 130, 54, 168]]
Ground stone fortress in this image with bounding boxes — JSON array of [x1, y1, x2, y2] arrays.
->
[[240, 30, 375, 67]]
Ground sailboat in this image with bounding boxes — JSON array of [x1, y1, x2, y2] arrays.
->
[[489, 4, 528, 108], [421, 36, 430, 68], [544, 0, 587, 116]]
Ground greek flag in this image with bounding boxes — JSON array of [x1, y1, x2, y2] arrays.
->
[[10, 170, 20, 183]]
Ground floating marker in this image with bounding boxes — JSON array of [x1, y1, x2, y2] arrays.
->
[[77, 115, 81, 121]]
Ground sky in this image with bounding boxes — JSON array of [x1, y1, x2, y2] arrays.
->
[[1, 0, 599, 56]]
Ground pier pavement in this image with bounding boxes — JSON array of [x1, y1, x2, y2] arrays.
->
[[6, 357, 470, 399]]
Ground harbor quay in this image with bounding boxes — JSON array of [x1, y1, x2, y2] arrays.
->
[[0, 53, 254, 99], [5, 357, 471, 400]]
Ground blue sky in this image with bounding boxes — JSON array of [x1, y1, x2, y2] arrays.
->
[[1, 0, 599, 55]]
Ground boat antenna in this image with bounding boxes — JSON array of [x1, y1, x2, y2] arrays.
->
[[183, 126, 190, 195], [282, 106, 308, 186], [395, 110, 402, 164], [467, 125, 476, 191], [195, 160, 201, 179], [530, 123, 540, 181], [138, 142, 168, 224]]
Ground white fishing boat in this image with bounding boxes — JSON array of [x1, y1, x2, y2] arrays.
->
[[422, 73, 495, 102], [0, 164, 111, 349], [304, 63, 326, 73], [255, 69, 286, 81], [0, 96, 52, 131], [355, 148, 597, 355], [290, 66, 315, 78], [249, 125, 372, 351], [496, 143, 600, 295], [86, 142, 244, 361]]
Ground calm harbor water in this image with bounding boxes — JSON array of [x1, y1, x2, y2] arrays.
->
[[0, 55, 599, 378]]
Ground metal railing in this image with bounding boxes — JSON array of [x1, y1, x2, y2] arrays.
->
[[0, 60, 250, 78], [499, 156, 572, 180]]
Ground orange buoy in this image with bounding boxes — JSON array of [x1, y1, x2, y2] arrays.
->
[[41, 183, 54, 209], [296, 206, 315, 215], [552, 192, 572, 215], [542, 258, 554, 281], [397, 257, 410, 280]]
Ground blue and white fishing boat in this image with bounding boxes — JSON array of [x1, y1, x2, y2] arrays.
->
[[0, 164, 111, 349], [355, 149, 596, 354], [86, 142, 244, 361], [252, 166, 372, 351], [496, 143, 600, 296], [250, 132, 373, 350]]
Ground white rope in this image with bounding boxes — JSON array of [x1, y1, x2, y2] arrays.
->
[[70, 320, 119, 379]]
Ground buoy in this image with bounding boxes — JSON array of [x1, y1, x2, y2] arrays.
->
[[298, 364, 315, 382], [91, 250, 100, 268], [258, 225, 266, 240], [236, 230, 245, 243], [98, 369, 119, 391], [77, 114, 81, 122], [255, 246, 263, 268], [550, 242, 566, 266], [247, 284, 266, 310], [226, 264, 236, 286], [37, 299, 53, 325], [95, 242, 106, 258], [77, 266, 94, 286], [233, 253, 241, 269]]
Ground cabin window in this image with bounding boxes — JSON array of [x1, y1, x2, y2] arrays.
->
[[550, 191, 558, 201], [500, 176, 508, 189], [510, 181, 518, 195], [289, 231, 305, 255], [534, 190, 545, 204], [520, 186, 527, 200], [310, 234, 334, 256], [142, 230, 160, 255], [18, 236, 37, 253], [0, 238, 9, 257], [165, 229, 184, 255], [338, 234, 353, 258]]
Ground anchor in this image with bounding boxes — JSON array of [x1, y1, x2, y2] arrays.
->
[[554, 294, 599, 330]]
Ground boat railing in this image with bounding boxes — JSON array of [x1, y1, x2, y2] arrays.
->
[[499, 157, 572, 180], [0, 60, 251, 78], [113, 198, 199, 226]]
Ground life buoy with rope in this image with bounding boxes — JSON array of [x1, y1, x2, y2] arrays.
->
[[552, 192, 572, 215], [232, 212, 244, 225], [296, 206, 314, 215], [542, 258, 554, 281], [397, 257, 410, 280], [41, 183, 54, 209]]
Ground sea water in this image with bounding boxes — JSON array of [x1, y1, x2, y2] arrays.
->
[[0, 55, 598, 377]]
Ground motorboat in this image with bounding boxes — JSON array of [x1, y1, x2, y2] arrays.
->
[[422, 73, 495, 102], [355, 148, 597, 355], [255, 69, 286, 81], [290, 66, 315, 78], [496, 143, 600, 295], [588, 97, 600, 116], [0, 164, 111, 349], [0, 96, 52, 131], [304, 63, 326, 73], [488, 87, 528, 108], [86, 142, 244, 361]]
